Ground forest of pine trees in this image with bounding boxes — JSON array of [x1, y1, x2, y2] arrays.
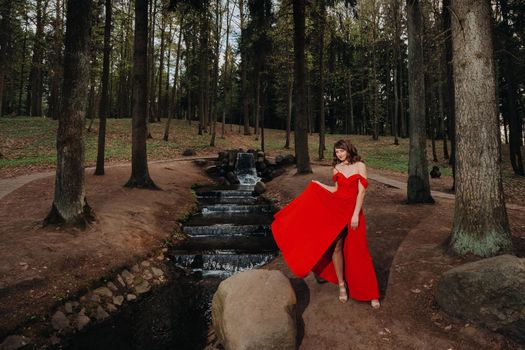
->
[[0, 0, 523, 254]]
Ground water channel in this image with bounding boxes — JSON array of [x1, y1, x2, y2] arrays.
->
[[62, 153, 278, 349]]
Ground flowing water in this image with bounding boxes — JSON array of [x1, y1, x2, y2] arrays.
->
[[63, 153, 277, 350]]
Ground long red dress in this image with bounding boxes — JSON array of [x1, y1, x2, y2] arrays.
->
[[271, 170, 380, 301]]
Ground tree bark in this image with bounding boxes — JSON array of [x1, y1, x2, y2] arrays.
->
[[500, 0, 524, 176], [284, 74, 293, 148], [163, 12, 184, 141], [292, 0, 312, 174], [449, 0, 512, 256], [29, 0, 49, 117], [0, 0, 14, 117], [95, 0, 112, 176], [125, 0, 158, 189], [443, 0, 456, 188], [49, 0, 64, 120], [45, 0, 94, 226], [406, 0, 433, 203], [317, 0, 326, 159]]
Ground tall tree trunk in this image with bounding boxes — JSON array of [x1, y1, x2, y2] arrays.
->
[[29, 0, 48, 117], [210, 0, 221, 147], [45, 0, 94, 226], [95, 0, 112, 176], [317, 0, 326, 159], [449, 0, 512, 256], [125, 0, 158, 189], [49, 0, 64, 120], [18, 17, 29, 115], [163, 13, 184, 141], [399, 60, 407, 138], [292, 0, 312, 174], [147, 0, 158, 124], [240, 0, 250, 135], [156, 8, 167, 122], [501, 0, 524, 176], [443, 0, 456, 189], [221, 0, 233, 139], [254, 71, 261, 140], [0, 0, 14, 117], [284, 74, 293, 148], [406, 0, 433, 203]]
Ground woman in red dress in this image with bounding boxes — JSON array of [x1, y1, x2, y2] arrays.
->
[[271, 139, 380, 308]]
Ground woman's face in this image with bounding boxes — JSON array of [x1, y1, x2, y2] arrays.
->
[[335, 148, 348, 162]]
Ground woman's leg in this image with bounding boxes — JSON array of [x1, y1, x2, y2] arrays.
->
[[332, 235, 345, 284]]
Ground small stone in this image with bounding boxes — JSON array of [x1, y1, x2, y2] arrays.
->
[[79, 308, 86, 316], [64, 302, 74, 314], [126, 294, 137, 301], [96, 306, 109, 321], [94, 287, 113, 298], [0, 335, 31, 350], [113, 295, 124, 306], [107, 282, 118, 292], [117, 274, 126, 287], [156, 254, 164, 261], [410, 288, 421, 294], [141, 261, 151, 267], [75, 314, 90, 331], [444, 325, 452, 331], [134, 280, 151, 295], [51, 311, 70, 331], [131, 264, 140, 273], [90, 294, 101, 303], [161, 248, 168, 253], [106, 303, 117, 313], [121, 269, 134, 286], [151, 267, 164, 277], [143, 270, 153, 280]]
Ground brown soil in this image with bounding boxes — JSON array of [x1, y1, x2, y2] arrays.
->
[[0, 160, 213, 338], [264, 164, 525, 350]]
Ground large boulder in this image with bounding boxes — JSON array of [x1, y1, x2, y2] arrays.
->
[[212, 269, 297, 350], [435, 254, 525, 343]]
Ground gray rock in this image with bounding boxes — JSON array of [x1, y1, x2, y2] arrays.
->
[[51, 311, 70, 331], [226, 171, 239, 185], [151, 267, 164, 277], [142, 270, 153, 280], [121, 269, 134, 286], [141, 261, 151, 267], [107, 282, 118, 292], [436, 254, 525, 343], [94, 287, 113, 298], [113, 295, 124, 306], [106, 303, 117, 313], [182, 148, 196, 156], [212, 269, 296, 350], [194, 159, 207, 166], [283, 154, 295, 165], [117, 274, 126, 287], [126, 294, 137, 301], [95, 306, 110, 321], [64, 302, 74, 314], [75, 315, 90, 331], [275, 155, 284, 165], [134, 280, 151, 295], [253, 181, 266, 195], [131, 264, 140, 273], [90, 294, 101, 303], [0, 335, 30, 350]]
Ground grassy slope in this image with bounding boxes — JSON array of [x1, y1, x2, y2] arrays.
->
[[0, 116, 521, 181]]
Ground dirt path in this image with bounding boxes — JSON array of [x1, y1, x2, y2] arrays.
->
[[264, 164, 524, 350], [0, 159, 213, 338]]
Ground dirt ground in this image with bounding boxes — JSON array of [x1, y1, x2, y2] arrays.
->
[[0, 160, 212, 339], [264, 164, 525, 350]]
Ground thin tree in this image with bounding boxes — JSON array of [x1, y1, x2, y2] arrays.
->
[[0, 0, 14, 117], [44, 0, 94, 226], [449, 0, 513, 256], [125, 0, 159, 189], [163, 12, 185, 141], [29, 0, 49, 117], [406, 0, 433, 203], [292, 0, 312, 174], [95, 0, 112, 176]]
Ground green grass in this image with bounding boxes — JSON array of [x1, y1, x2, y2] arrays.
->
[[0, 116, 513, 182]]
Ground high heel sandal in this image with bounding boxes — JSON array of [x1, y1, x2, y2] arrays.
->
[[371, 299, 380, 309], [338, 282, 348, 303]]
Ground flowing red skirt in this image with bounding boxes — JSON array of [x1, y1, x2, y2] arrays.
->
[[271, 174, 379, 301]]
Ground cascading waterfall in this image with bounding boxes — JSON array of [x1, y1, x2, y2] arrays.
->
[[235, 152, 261, 186]]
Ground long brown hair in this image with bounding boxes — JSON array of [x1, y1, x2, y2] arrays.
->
[[332, 139, 362, 166]]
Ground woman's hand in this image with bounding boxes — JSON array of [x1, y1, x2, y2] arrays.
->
[[350, 214, 359, 230]]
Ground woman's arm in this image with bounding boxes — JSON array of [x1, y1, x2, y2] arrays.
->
[[311, 167, 338, 193], [350, 162, 367, 229]]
